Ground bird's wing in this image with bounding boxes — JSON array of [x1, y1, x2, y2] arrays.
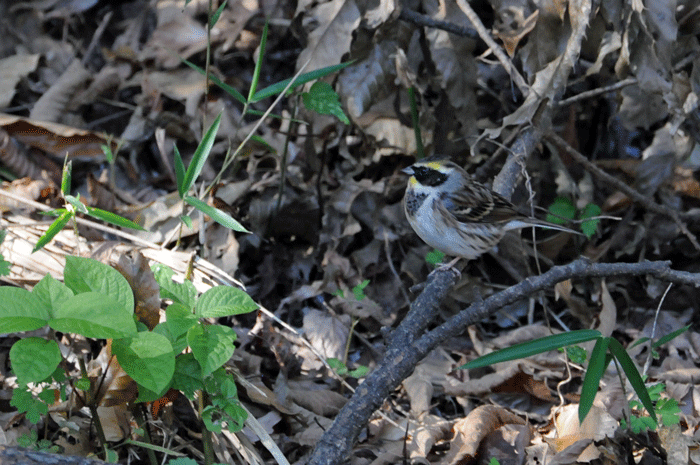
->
[[445, 182, 520, 224]]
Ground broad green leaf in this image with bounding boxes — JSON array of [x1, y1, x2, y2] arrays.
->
[[51, 292, 137, 339], [33, 210, 72, 253], [579, 203, 601, 238], [86, 206, 145, 230], [302, 81, 349, 124], [112, 331, 174, 395], [0, 287, 50, 332], [32, 274, 73, 317], [184, 196, 249, 232], [579, 337, 609, 424], [151, 263, 196, 310], [251, 61, 354, 102], [172, 353, 204, 398], [460, 329, 602, 370], [180, 113, 222, 195], [11, 388, 47, 423], [608, 338, 657, 424], [63, 256, 134, 314], [10, 338, 61, 385], [547, 197, 576, 225], [195, 285, 258, 318], [187, 324, 236, 377]]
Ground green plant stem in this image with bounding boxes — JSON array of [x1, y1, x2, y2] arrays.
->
[[79, 359, 107, 456], [133, 405, 158, 465], [199, 390, 214, 465]]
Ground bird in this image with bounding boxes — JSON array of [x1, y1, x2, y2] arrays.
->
[[402, 159, 580, 261]]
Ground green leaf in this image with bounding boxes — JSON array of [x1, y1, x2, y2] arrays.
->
[[151, 263, 197, 310], [61, 160, 72, 195], [608, 338, 657, 424], [579, 203, 601, 238], [184, 196, 249, 232], [187, 324, 236, 377], [657, 398, 680, 426], [32, 274, 73, 315], [564, 345, 587, 365], [172, 353, 204, 398], [653, 325, 691, 348], [180, 214, 193, 229], [348, 365, 369, 378], [11, 387, 48, 424], [101, 144, 114, 164], [86, 206, 145, 230], [327, 358, 348, 376], [209, 0, 227, 28], [181, 58, 246, 104], [64, 256, 134, 314], [181, 113, 222, 195], [460, 329, 602, 370], [426, 249, 445, 266], [112, 332, 175, 395], [64, 195, 88, 214], [352, 279, 369, 301], [173, 144, 186, 198], [251, 61, 354, 102], [579, 337, 609, 424], [247, 20, 267, 104], [302, 81, 349, 124], [0, 287, 50, 333], [195, 286, 258, 318], [547, 197, 576, 225], [0, 255, 10, 276], [32, 210, 72, 253], [51, 292, 137, 339], [10, 338, 62, 385]]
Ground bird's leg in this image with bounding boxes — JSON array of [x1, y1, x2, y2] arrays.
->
[[429, 256, 463, 277]]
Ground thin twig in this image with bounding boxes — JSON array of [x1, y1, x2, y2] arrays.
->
[[455, 0, 529, 96], [398, 8, 478, 40], [557, 77, 637, 108]]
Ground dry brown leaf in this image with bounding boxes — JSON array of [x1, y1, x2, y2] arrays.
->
[[114, 250, 161, 330], [30, 60, 91, 124], [287, 388, 347, 417], [0, 113, 112, 162], [444, 405, 526, 465], [0, 54, 40, 107], [295, 0, 360, 77]]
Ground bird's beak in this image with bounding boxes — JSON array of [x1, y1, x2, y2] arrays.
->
[[401, 166, 414, 175]]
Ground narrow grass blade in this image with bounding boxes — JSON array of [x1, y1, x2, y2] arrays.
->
[[608, 338, 658, 424], [459, 329, 601, 370], [185, 196, 249, 233], [251, 61, 354, 103], [174, 144, 186, 198], [33, 210, 72, 253], [579, 336, 610, 424], [86, 207, 145, 231], [181, 113, 222, 195], [181, 58, 246, 104], [247, 20, 267, 104]]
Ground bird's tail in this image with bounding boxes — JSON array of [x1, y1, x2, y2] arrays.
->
[[505, 218, 585, 236]]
